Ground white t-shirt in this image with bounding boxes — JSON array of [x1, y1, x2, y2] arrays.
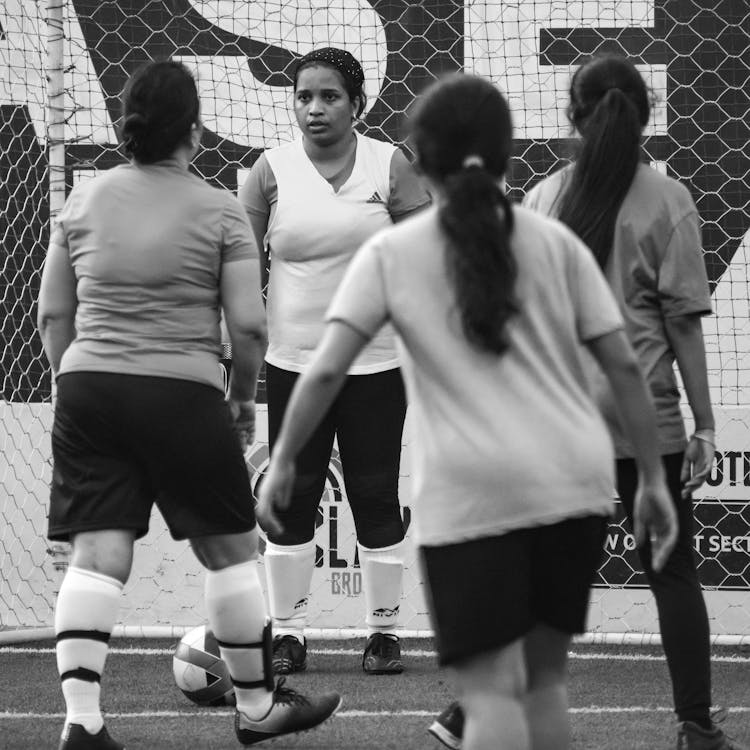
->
[[243, 132, 429, 374], [327, 205, 624, 546]]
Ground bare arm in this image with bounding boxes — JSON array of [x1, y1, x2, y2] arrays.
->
[[256, 321, 369, 535], [587, 329, 677, 571], [221, 257, 268, 447], [238, 155, 273, 294], [37, 240, 77, 375], [665, 312, 715, 495], [246, 208, 270, 293]]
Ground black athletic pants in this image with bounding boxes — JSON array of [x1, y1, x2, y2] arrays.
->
[[617, 451, 712, 725], [265, 363, 406, 549]]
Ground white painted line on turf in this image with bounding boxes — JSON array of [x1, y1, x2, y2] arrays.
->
[[2, 646, 750, 664], [1, 707, 749, 720]]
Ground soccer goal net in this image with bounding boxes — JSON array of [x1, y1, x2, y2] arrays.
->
[[2, 1, 749, 643]]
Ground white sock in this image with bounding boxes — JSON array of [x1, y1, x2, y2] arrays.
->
[[263, 540, 315, 642], [205, 560, 273, 719], [54, 566, 123, 734], [359, 540, 404, 635]]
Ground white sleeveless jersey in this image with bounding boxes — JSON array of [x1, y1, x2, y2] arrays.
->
[[263, 133, 400, 373]]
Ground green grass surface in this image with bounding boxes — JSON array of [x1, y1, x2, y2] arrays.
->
[[1, 639, 748, 749]]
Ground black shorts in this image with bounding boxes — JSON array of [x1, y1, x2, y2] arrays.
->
[[420, 514, 608, 666], [48, 372, 256, 542]]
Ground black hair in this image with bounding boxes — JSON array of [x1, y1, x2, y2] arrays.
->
[[554, 55, 651, 269], [410, 72, 517, 355], [293, 47, 367, 118], [120, 60, 200, 164]]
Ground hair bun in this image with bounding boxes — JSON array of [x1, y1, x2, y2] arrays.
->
[[123, 112, 148, 131]]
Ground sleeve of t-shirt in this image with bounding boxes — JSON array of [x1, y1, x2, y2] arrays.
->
[[388, 149, 432, 219], [49, 184, 79, 252], [658, 209, 712, 317], [221, 195, 259, 263], [237, 153, 275, 257], [566, 233, 625, 342], [522, 173, 566, 218], [325, 237, 390, 340], [522, 181, 543, 212]]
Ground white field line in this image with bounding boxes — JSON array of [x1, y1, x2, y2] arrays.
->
[[2, 646, 750, 664], [1, 707, 749, 721]]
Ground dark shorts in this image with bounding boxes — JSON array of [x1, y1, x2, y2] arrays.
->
[[48, 372, 256, 542], [420, 514, 608, 666]]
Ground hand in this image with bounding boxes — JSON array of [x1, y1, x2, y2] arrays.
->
[[227, 397, 256, 453], [256, 454, 295, 537], [680, 432, 715, 499], [633, 476, 678, 573]]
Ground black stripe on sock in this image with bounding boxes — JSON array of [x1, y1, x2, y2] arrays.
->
[[232, 678, 268, 689], [61, 667, 101, 683], [56, 629, 111, 644], [215, 638, 263, 650]]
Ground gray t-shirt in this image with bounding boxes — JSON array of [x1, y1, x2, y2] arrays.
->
[[524, 163, 712, 458], [327, 205, 623, 546], [52, 159, 256, 391]]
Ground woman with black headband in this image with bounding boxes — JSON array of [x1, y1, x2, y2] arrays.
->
[[239, 47, 431, 676], [255, 71, 677, 750]]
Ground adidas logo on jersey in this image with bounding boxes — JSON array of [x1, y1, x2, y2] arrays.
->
[[366, 190, 384, 204]]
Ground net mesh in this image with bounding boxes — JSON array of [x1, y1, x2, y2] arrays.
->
[[1, 0, 749, 638]]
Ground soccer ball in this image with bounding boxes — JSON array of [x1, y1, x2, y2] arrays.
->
[[172, 625, 236, 707]]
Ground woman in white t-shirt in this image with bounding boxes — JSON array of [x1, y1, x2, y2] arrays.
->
[[255, 72, 677, 750], [239, 47, 430, 676]]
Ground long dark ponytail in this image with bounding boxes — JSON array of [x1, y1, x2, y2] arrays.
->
[[410, 73, 517, 355], [555, 55, 651, 269]]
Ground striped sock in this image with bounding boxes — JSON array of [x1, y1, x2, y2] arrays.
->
[[54, 566, 122, 734], [205, 560, 273, 719]]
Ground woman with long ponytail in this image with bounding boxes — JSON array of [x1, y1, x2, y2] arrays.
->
[[520, 54, 742, 750], [256, 72, 676, 750]]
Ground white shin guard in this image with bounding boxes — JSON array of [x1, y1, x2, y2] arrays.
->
[[358, 539, 405, 634], [264, 539, 316, 640]]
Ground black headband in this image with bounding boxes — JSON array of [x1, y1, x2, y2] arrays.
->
[[295, 47, 365, 91]]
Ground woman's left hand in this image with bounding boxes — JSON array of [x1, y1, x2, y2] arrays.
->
[[680, 431, 716, 498], [256, 455, 295, 537]]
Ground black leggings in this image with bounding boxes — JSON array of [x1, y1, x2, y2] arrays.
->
[[265, 364, 406, 548], [617, 452, 711, 724]]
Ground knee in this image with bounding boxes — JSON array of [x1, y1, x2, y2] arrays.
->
[[191, 530, 259, 570], [454, 642, 527, 702], [264, 472, 324, 545], [353, 508, 404, 548], [348, 480, 404, 547], [70, 530, 135, 584]]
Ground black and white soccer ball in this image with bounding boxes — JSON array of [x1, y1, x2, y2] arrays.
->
[[172, 625, 236, 707]]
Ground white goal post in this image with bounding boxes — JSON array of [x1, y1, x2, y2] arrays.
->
[[1, 0, 749, 644]]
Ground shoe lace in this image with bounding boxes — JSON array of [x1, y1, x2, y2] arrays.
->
[[273, 677, 311, 707]]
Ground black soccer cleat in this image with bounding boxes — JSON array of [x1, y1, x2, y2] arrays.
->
[[362, 632, 403, 674], [271, 634, 307, 674], [234, 678, 341, 746], [677, 718, 749, 750], [58, 723, 125, 750], [428, 701, 464, 749]]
